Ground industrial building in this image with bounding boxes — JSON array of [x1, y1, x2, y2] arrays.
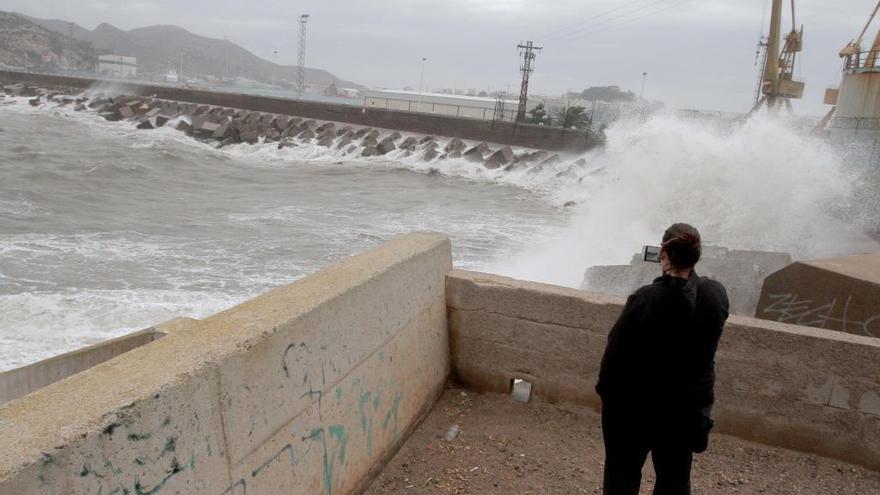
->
[[363, 89, 525, 122], [96, 55, 137, 78]]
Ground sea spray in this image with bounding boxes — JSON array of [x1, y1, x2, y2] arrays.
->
[[493, 113, 879, 288]]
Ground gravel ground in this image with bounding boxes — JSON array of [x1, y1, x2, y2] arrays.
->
[[365, 388, 880, 494]]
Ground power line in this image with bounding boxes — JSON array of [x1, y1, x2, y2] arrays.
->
[[548, 0, 691, 44], [540, 0, 674, 43], [535, 0, 656, 42]]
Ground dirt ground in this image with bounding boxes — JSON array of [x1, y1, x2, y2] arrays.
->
[[365, 387, 880, 494]]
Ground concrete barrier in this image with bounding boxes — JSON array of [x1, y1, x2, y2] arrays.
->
[[0, 71, 598, 152], [755, 252, 880, 337], [0, 233, 452, 495], [0, 318, 199, 407], [447, 270, 880, 471]]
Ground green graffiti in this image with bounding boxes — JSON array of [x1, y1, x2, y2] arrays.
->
[[127, 433, 152, 441], [328, 425, 348, 464], [358, 390, 374, 456], [383, 393, 403, 443], [304, 425, 348, 495]]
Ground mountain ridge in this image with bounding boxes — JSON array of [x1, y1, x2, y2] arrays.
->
[[18, 12, 360, 89]]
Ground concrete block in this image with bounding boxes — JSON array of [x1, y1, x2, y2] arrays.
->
[[484, 146, 515, 169], [239, 129, 261, 144], [361, 146, 379, 157], [317, 134, 335, 147], [463, 142, 490, 162], [298, 129, 315, 142], [136, 118, 158, 130], [118, 106, 134, 119], [377, 138, 396, 155], [277, 139, 297, 150], [399, 137, 418, 151], [264, 128, 282, 142], [756, 253, 880, 337], [421, 147, 440, 162], [445, 138, 466, 154], [315, 122, 336, 134]]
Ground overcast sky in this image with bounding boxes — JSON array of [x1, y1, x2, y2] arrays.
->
[[3, 0, 878, 114]]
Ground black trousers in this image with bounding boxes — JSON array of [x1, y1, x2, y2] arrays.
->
[[601, 402, 693, 495]]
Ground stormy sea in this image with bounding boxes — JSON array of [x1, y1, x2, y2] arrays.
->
[[1, 96, 878, 371]]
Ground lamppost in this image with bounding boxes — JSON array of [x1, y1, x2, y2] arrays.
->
[[179, 53, 184, 86], [417, 57, 427, 113], [640, 72, 648, 100], [272, 49, 278, 88]]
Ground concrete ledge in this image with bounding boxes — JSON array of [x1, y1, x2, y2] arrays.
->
[[0, 233, 452, 495], [0, 318, 199, 407], [447, 270, 880, 471]]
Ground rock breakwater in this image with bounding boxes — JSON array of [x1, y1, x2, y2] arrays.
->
[[3, 82, 568, 170]]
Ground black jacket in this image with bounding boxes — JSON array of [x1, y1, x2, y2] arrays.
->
[[596, 272, 729, 410]]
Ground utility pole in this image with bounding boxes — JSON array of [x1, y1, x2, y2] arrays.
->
[[179, 52, 184, 86], [297, 14, 310, 98], [418, 57, 427, 113], [516, 41, 542, 123], [273, 49, 278, 88], [23, 51, 28, 72]]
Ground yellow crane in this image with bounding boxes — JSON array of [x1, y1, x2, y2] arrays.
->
[[750, 0, 805, 114]]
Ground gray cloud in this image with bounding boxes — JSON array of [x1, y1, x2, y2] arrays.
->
[[4, 0, 877, 113]]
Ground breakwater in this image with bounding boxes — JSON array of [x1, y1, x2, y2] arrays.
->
[[3, 81, 576, 169], [0, 70, 599, 152]]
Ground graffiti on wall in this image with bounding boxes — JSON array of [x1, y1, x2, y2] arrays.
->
[[761, 293, 880, 337]]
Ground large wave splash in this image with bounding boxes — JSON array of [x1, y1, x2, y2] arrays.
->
[[493, 113, 878, 288]]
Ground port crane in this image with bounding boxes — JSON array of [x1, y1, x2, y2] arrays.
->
[[815, 0, 880, 133], [750, 0, 804, 114]]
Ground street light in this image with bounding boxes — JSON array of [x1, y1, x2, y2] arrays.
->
[[417, 57, 428, 113], [272, 49, 278, 88], [640, 72, 648, 100]]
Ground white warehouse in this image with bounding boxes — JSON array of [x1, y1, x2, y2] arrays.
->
[[96, 55, 137, 78], [363, 89, 527, 122]]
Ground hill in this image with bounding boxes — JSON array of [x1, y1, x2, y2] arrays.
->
[[0, 12, 95, 71], [26, 15, 360, 89]]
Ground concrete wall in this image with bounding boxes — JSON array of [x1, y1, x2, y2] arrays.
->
[[0, 233, 452, 495], [0, 71, 597, 152], [447, 270, 880, 471], [756, 253, 880, 337], [0, 318, 198, 407]]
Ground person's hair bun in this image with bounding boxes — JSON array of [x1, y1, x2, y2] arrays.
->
[[662, 223, 701, 269]]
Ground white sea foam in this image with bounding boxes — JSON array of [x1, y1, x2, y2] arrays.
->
[[492, 113, 879, 287], [0, 289, 244, 372]]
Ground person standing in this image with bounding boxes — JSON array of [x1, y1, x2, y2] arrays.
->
[[596, 223, 730, 495]]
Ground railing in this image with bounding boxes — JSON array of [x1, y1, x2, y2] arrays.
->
[[843, 50, 880, 72]]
